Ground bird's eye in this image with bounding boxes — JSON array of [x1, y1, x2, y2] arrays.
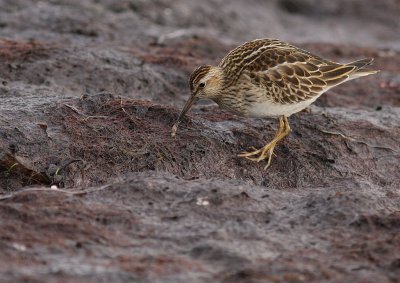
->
[[198, 82, 206, 88]]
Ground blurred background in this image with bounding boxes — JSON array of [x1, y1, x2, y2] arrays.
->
[[1, 0, 399, 49]]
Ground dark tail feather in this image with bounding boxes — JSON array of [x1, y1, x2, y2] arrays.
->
[[347, 58, 374, 69], [346, 58, 379, 78]]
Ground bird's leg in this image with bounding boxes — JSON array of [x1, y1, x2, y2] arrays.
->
[[238, 116, 291, 169], [261, 116, 290, 169]]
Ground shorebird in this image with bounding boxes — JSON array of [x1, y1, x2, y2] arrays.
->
[[171, 39, 378, 169]]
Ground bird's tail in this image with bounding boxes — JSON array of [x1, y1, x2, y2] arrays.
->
[[346, 58, 379, 79]]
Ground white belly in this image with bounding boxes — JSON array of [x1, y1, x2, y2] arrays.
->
[[246, 96, 320, 118]]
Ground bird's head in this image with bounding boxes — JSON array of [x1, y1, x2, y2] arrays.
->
[[189, 65, 223, 99], [174, 65, 223, 125]]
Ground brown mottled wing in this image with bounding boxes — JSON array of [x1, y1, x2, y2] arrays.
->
[[219, 39, 291, 86], [220, 39, 357, 104], [261, 55, 357, 104]]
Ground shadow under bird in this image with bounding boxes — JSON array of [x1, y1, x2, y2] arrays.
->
[[171, 38, 379, 169]]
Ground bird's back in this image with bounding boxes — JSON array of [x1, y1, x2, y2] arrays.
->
[[217, 39, 378, 117]]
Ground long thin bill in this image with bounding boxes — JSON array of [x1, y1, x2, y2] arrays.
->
[[171, 94, 197, 137], [175, 94, 197, 125]]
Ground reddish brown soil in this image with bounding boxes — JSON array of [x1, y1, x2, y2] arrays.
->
[[0, 1, 399, 282]]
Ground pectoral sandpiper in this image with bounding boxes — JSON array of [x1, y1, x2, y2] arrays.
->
[[171, 38, 378, 169]]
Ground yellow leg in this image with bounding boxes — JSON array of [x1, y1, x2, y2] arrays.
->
[[238, 116, 291, 169]]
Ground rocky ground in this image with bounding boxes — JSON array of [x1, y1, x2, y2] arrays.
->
[[0, 0, 399, 282]]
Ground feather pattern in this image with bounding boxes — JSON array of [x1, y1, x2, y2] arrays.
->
[[218, 39, 378, 110], [184, 38, 378, 119]]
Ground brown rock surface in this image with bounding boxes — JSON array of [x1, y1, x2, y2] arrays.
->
[[0, 1, 399, 282]]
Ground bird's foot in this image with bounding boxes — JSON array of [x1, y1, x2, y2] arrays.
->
[[238, 115, 290, 170], [238, 141, 278, 169]]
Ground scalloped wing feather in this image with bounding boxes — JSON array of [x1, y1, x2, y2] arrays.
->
[[221, 39, 377, 104]]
